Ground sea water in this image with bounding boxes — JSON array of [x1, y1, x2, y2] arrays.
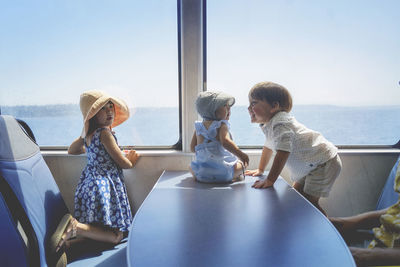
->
[[2, 105, 399, 147]]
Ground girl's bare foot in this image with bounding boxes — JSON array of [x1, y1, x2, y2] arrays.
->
[[80, 223, 123, 245]]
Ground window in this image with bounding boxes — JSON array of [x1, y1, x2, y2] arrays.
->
[[0, 1, 179, 147], [207, 0, 400, 146]]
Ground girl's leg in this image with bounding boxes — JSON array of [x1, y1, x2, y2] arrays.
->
[[57, 218, 123, 251], [77, 222, 123, 244]]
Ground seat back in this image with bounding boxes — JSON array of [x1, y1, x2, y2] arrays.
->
[[0, 189, 30, 267], [376, 156, 400, 210], [0, 115, 68, 267]]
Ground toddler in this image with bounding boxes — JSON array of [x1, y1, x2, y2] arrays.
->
[[190, 91, 249, 183], [246, 82, 342, 215]]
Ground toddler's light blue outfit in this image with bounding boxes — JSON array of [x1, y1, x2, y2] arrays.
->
[[191, 120, 238, 183]]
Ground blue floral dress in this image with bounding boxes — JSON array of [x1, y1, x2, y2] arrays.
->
[[74, 128, 132, 232]]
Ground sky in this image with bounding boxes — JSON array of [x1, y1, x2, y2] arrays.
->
[[1, 0, 399, 107]]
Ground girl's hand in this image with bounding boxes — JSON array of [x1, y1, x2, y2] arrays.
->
[[245, 169, 264, 176], [125, 150, 140, 167], [252, 178, 274, 189]]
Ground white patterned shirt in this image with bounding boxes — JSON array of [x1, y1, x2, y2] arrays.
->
[[261, 111, 337, 181]]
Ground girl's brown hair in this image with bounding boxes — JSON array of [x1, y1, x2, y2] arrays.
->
[[86, 101, 115, 137], [249, 81, 293, 112], [86, 116, 98, 137]]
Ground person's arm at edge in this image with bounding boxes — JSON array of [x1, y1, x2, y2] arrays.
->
[[351, 209, 388, 230], [350, 247, 400, 266], [330, 208, 388, 233]]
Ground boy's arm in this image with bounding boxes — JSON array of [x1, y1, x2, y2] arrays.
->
[[252, 150, 289, 189], [245, 146, 273, 176], [219, 124, 249, 166], [68, 137, 86, 155]]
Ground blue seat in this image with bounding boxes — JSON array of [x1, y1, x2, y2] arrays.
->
[[0, 188, 31, 267], [376, 156, 400, 210], [0, 115, 127, 266], [0, 115, 66, 267]]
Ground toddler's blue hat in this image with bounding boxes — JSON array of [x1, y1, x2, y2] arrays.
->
[[195, 91, 235, 120]]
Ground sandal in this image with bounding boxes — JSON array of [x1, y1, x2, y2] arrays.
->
[[48, 214, 77, 267], [55, 216, 78, 252]]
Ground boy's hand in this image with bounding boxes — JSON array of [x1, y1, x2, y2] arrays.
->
[[252, 178, 274, 189], [245, 169, 264, 176], [125, 150, 140, 167]]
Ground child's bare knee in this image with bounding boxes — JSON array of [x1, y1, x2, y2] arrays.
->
[[292, 182, 304, 193]]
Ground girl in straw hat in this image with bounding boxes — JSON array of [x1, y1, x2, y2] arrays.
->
[[190, 91, 249, 183], [52, 90, 139, 261]]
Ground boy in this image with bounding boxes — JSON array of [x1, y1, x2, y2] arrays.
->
[[246, 81, 341, 215]]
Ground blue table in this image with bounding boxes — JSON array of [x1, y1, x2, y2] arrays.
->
[[127, 171, 355, 267]]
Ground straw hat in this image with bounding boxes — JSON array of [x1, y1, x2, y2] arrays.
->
[[195, 91, 235, 120], [79, 90, 130, 138]]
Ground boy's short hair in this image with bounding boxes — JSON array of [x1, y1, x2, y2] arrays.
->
[[249, 81, 293, 112]]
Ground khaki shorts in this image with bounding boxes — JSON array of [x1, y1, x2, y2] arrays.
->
[[296, 155, 342, 198]]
